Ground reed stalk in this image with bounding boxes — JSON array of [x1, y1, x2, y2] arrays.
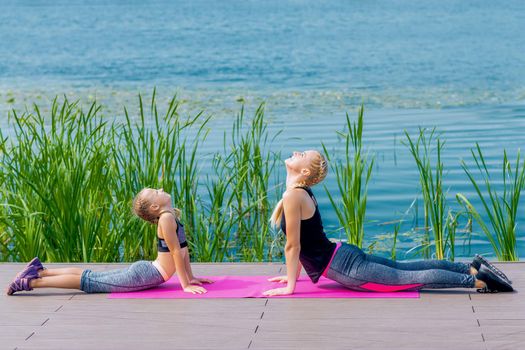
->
[[0, 98, 118, 262], [217, 104, 281, 261], [323, 106, 374, 248], [404, 128, 458, 260], [111, 90, 209, 261], [456, 144, 525, 261]]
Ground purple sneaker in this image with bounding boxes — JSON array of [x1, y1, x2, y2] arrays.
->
[[15, 263, 41, 280], [6, 277, 33, 295], [26, 257, 45, 272]]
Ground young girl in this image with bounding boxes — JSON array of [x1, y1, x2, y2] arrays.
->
[[7, 188, 212, 295], [263, 150, 513, 296]]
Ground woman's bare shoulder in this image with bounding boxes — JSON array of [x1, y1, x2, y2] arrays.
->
[[283, 188, 309, 202]]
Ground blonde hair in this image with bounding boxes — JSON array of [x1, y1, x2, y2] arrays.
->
[[132, 188, 181, 224], [270, 151, 328, 228]]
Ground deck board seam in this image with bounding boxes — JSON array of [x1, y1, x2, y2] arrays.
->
[[247, 298, 269, 348]]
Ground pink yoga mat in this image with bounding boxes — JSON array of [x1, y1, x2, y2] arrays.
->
[[108, 275, 419, 299]]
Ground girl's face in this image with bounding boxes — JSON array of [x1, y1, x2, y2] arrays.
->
[[141, 188, 171, 209], [284, 150, 319, 174]]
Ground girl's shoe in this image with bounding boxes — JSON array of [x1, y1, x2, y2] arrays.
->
[[6, 277, 33, 295], [476, 265, 514, 293], [26, 257, 45, 272], [15, 257, 45, 280], [7, 259, 43, 295], [15, 263, 41, 280], [471, 254, 512, 284]]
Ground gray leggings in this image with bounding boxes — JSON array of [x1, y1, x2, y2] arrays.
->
[[80, 261, 165, 293], [326, 243, 475, 291]]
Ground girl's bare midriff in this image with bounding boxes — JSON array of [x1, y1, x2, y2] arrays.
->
[[155, 252, 176, 277]]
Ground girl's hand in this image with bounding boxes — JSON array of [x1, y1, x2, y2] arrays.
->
[[189, 277, 214, 285], [268, 275, 288, 283], [262, 287, 293, 297], [183, 285, 207, 294]]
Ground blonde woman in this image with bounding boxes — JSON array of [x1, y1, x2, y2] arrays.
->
[[7, 188, 212, 295], [263, 150, 513, 296]]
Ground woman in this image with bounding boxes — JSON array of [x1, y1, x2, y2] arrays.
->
[[7, 188, 212, 295], [263, 150, 513, 296]]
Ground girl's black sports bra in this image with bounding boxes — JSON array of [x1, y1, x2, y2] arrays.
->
[[280, 187, 336, 283], [157, 211, 188, 252]]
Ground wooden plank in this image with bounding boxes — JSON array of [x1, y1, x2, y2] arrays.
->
[[2, 262, 524, 350]]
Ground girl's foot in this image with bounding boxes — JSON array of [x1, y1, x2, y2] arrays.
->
[[6, 276, 33, 295], [15, 257, 45, 279], [471, 254, 512, 284], [27, 257, 45, 272], [7, 259, 43, 295], [15, 261, 41, 280], [476, 265, 514, 293]]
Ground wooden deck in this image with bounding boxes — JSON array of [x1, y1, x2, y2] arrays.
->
[[1, 262, 524, 350]]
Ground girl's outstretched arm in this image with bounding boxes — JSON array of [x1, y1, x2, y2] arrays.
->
[[182, 247, 214, 285], [264, 190, 302, 296], [159, 215, 207, 294]]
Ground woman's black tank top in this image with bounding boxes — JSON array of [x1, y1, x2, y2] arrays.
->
[[280, 187, 336, 283]]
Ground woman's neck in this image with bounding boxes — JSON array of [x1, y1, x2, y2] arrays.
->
[[286, 175, 306, 190]]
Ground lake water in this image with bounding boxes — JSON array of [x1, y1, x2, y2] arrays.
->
[[1, 0, 524, 259]]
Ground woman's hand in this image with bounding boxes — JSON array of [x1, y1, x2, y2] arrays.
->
[[183, 285, 207, 294], [189, 277, 214, 285], [263, 287, 294, 297], [267, 275, 288, 283]]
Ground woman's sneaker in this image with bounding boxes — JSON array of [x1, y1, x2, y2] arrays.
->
[[476, 265, 514, 293], [471, 254, 512, 284]]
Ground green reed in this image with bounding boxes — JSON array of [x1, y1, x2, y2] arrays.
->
[[191, 154, 237, 261], [0, 98, 119, 262], [391, 222, 400, 261], [404, 128, 458, 260], [0, 94, 286, 263], [457, 144, 525, 261], [216, 104, 281, 261], [323, 106, 374, 248], [111, 90, 209, 261]]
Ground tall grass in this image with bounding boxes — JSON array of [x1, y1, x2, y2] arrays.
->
[[457, 144, 525, 261], [0, 95, 284, 263], [0, 98, 118, 262], [3, 95, 516, 263], [199, 104, 281, 261], [404, 128, 459, 260], [323, 106, 374, 248], [111, 90, 209, 261]]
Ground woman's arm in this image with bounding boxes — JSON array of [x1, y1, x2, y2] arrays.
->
[[267, 261, 302, 283], [159, 216, 206, 294], [264, 190, 302, 296]]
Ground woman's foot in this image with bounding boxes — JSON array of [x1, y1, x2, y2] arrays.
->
[[471, 254, 512, 284], [476, 265, 514, 293]]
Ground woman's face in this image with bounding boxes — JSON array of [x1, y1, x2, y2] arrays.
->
[[141, 188, 172, 209], [284, 150, 319, 174]]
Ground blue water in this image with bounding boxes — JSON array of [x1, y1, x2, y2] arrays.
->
[[1, 0, 525, 259]]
